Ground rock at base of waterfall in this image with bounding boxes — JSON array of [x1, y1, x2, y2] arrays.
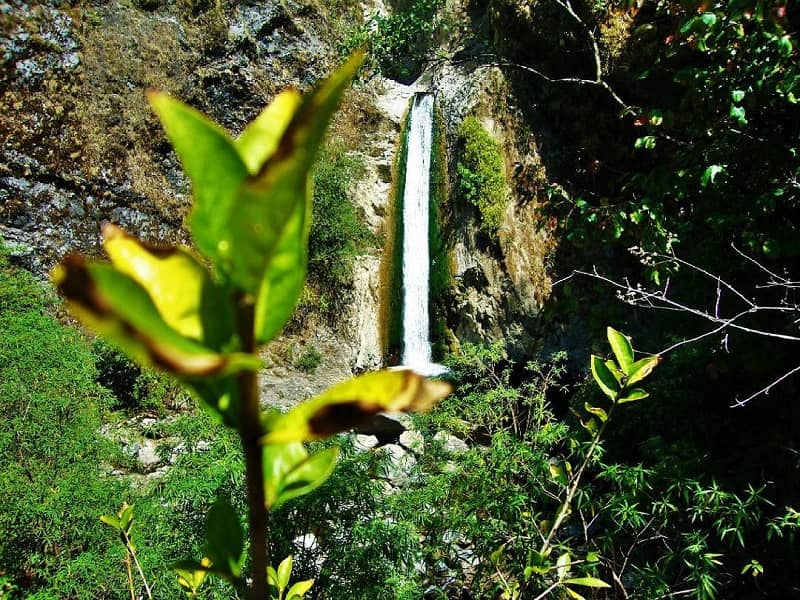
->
[[433, 431, 469, 454], [399, 430, 425, 453], [382, 443, 418, 487]]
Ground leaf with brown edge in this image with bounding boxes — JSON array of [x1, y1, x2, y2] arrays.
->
[[102, 224, 234, 349], [51, 255, 260, 378], [261, 369, 451, 444]]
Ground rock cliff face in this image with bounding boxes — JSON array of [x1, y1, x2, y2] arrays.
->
[[1, 0, 561, 392], [433, 60, 557, 356], [1, 0, 348, 272]]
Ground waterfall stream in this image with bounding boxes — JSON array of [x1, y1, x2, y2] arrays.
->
[[400, 93, 446, 376]]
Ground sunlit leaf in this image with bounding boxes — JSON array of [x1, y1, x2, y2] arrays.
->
[[52, 256, 260, 378], [564, 586, 587, 600], [99, 515, 120, 531], [263, 443, 339, 508], [701, 165, 725, 187], [607, 327, 634, 374], [627, 356, 661, 386], [618, 388, 650, 403], [286, 579, 314, 599], [261, 369, 451, 444], [604, 360, 624, 383], [584, 402, 608, 422], [173, 559, 210, 595], [102, 224, 233, 347], [564, 576, 612, 588], [277, 555, 293, 591], [557, 552, 572, 580], [591, 355, 619, 401], [236, 90, 303, 173], [266, 565, 279, 587], [147, 92, 249, 269], [202, 500, 244, 581], [248, 50, 366, 342]]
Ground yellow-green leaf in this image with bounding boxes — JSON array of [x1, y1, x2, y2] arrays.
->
[[51, 256, 260, 378], [173, 560, 209, 595], [607, 327, 634, 374], [627, 355, 661, 386], [147, 91, 249, 269], [286, 579, 314, 599], [102, 224, 233, 347], [564, 586, 587, 600], [618, 388, 650, 403], [250, 51, 365, 341], [236, 89, 302, 173], [557, 552, 572, 580], [261, 369, 451, 444], [591, 355, 619, 401], [564, 577, 612, 588], [604, 359, 624, 384], [584, 402, 608, 422], [277, 555, 293, 591], [263, 443, 339, 509]]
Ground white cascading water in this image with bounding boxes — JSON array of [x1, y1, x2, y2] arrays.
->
[[400, 93, 446, 376]]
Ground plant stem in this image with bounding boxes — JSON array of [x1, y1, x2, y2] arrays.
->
[[237, 299, 269, 599], [539, 405, 613, 557], [124, 536, 152, 600], [124, 553, 135, 600]]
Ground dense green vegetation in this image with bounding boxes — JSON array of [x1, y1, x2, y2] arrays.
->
[[455, 116, 509, 236], [0, 242, 243, 599], [306, 143, 374, 321], [4, 1, 800, 598], [341, 0, 446, 81]]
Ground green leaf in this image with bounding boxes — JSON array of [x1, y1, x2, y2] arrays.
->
[[701, 165, 726, 187], [618, 388, 650, 403], [173, 560, 210, 595], [147, 91, 249, 270], [634, 136, 656, 150], [777, 35, 793, 57], [730, 104, 748, 125], [248, 50, 366, 342], [731, 89, 746, 103], [99, 515, 121, 531], [584, 402, 608, 422], [262, 370, 451, 444], [586, 551, 599, 563], [236, 90, 302, 173], [202, 500, 244, 581], [564, 587, 586, 600], [263, 443, 339, 508], [102, 224, 234, 348], [564, 577, 612, 588], [51, 256, 260, 379], [591, 355, 619, 401], [277, 555, 293, 591], [286, 579, 314, 599], [604, 360, 624, 384], [266, 565, 279, 587], [557, 552, 572, 580], [627, 356, 661, 386], [607, 327, 634, 374]]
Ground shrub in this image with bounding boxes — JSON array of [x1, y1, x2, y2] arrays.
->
[[455, 117, 508, 235], [0, 256, 126, 595], [340, 0, 445, 82], [294, 345, 323, 373], [309, 143, 373, 309]]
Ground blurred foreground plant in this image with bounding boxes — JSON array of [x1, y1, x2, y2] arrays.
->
[[53, 51, 450, 598]]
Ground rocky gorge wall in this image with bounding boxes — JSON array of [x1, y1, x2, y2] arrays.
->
[[1, 0, 562, 398]]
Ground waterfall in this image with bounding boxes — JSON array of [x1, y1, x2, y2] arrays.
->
[[400, 93, 446, 376]]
